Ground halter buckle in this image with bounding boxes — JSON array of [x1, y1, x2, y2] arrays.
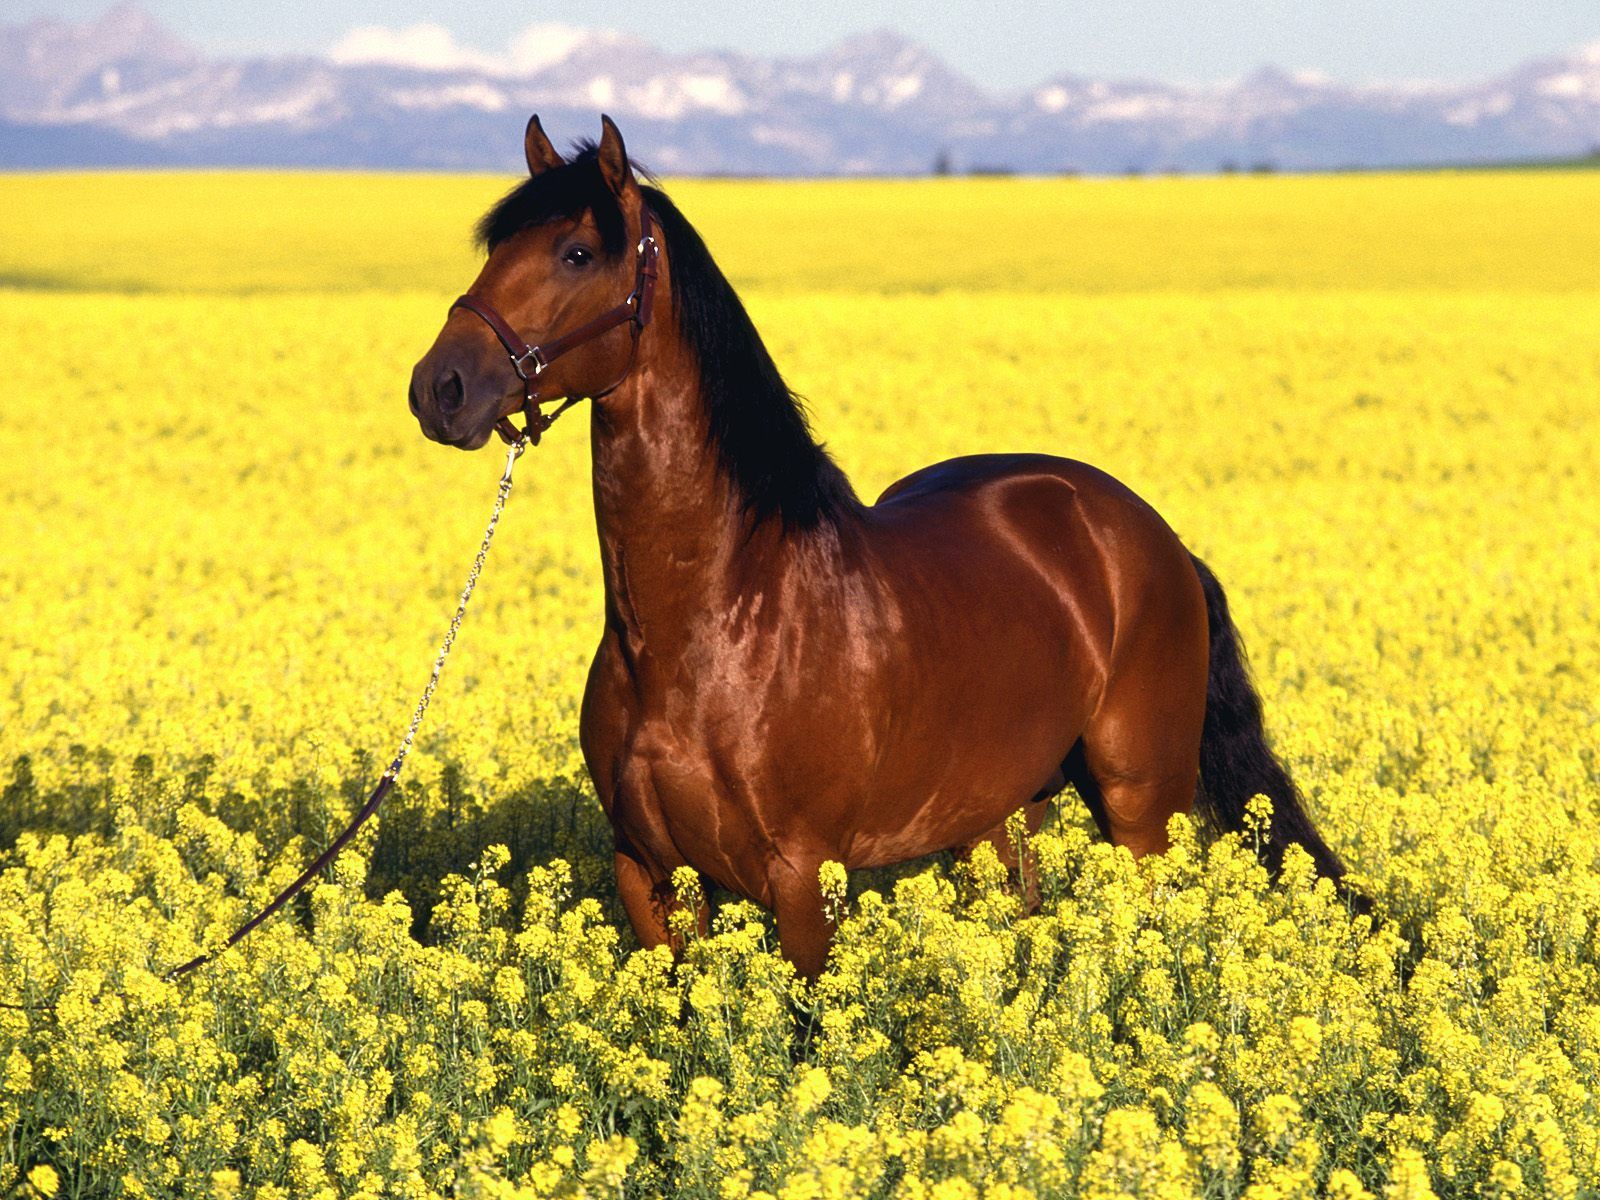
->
[[510, 346, 547, 382]]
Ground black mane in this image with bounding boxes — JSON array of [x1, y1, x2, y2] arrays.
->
[[477, 144, 857, 530]]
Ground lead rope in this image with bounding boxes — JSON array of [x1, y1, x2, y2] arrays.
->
[[159, 434, 531, 982], [3, 435, 529, 1010]]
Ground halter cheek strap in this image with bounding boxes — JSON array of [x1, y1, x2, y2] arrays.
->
[[450, 207, 660, 445]]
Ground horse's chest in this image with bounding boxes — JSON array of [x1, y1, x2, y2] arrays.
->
[[608, 703, 777, 896]]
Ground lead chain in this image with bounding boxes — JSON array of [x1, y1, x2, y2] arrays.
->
[[386, 435, 527, 778]]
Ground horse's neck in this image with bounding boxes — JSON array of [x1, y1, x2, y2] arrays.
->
[[589, 359, 765, 642]]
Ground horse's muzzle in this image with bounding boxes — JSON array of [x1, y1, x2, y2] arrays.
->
[[409, 359, 501, 449]]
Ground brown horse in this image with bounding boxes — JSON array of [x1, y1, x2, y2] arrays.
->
[[410, 115, 1350, 977]]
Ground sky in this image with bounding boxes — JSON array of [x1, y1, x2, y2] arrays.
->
[[12, 0, 1600, 91]]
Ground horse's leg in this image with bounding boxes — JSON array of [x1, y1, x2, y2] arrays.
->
[[1075, 709, 1202, 857], [615, 843, 709, 952], [614, 849, 672, 948], [1074, 661, 1206, 859], [956, 790, 1052, 909], [1080, 768, 1194, 857], [768, 854, 835, 979], [1059, 740, 1106, 837]]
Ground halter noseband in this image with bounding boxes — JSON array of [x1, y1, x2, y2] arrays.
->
[[450, 206, 660, 445]]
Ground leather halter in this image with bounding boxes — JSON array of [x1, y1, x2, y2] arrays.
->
[[450, 206, 660, 445]]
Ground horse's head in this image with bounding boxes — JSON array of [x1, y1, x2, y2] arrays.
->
[[410, 115, 655, 449]]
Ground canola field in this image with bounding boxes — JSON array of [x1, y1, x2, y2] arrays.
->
[[2, 168, 1599, 1199]]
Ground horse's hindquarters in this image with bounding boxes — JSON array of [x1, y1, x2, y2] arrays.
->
[[844, 453, 1209, 863]]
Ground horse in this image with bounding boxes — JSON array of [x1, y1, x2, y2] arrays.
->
[[409, 115, 1351, 977]]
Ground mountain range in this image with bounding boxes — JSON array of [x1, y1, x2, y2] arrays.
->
[[4, 5, 1600, 174]]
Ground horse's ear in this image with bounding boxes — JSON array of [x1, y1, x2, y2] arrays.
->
[[524, 114, 564, 177], [596, 114, 636, 197]]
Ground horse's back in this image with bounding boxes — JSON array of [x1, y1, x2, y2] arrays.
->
[[871, 452, 1191, 578], [864, 450, 1205, 711], [876, 452, 1142, 512]]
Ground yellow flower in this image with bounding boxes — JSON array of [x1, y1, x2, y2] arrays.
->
[[791, 1066, 832, 1115], [1254, 1094, 1302, 1146], [1488, 1161, 1522, 1195], [1326, 1169, 1375, 1200], [582, 1134, 638, 1191], [819, 861, 849, 924], [1287, 1016, 1322, 1061], [1384, 1148, 1438, 1200], [1184, 1082, 1241, 1176], [491, 966, 527, 1008], [484, 1108, 519, 1154]]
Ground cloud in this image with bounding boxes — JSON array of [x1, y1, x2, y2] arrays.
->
[[327, 21, 611, 76], [328, 24, 494, 73], [508, 25, 604, 75]]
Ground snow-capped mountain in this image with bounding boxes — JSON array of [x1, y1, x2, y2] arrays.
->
[[3, 5, 1598, 173]]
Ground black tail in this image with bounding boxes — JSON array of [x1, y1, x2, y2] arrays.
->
[[1189, 554, 1350, 886]]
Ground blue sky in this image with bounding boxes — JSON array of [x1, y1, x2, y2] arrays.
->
[[16, 0, 1600, 91]]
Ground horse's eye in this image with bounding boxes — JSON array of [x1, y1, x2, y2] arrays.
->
[[562, 246, 594, 267]]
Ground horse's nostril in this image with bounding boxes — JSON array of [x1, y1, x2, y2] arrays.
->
[[408, 378, 423, 417], [437, 369, 465, 414]]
